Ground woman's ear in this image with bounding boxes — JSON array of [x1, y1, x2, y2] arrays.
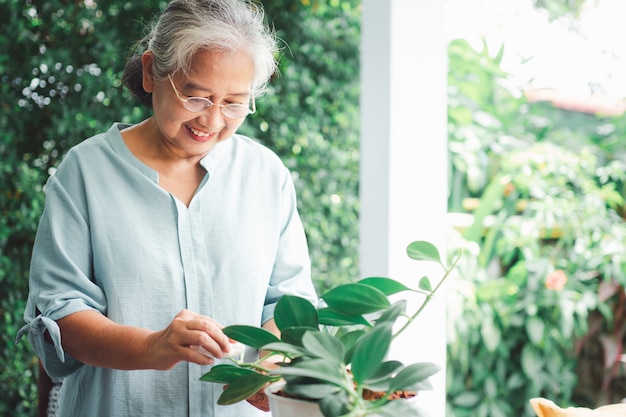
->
[[141, 51, 155, 93]]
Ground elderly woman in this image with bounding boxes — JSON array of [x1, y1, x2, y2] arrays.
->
[[18, 0, 317, 416]]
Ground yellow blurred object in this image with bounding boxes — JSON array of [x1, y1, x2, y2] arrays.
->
[[530, 398, 626, 417]]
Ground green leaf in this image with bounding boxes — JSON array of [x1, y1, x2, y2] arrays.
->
[[282, 379, 341, 400], [375, 300, 407, 325], [223, 325, 280, 349], [275, 358, 346, 387], [452, 391, 481, 408], [389, 362, 440, 392], [363, 360, 404, 391], [480, 317, 501, 353], [418, 276, 432, 292], [478, 211, 505, 267], [521, 345, 543, 377], [350, 323, 393, 383], [317, 308, 371, 327], [358, 277, 412, 295], [217, 373, 274, 405], [199, 364, 258, 383], [484, 376, 497, 397], [476, 280, 518, 303], [406, 241, 442, 264], [281, 325, 318, 347], [321, 283, 390, 315], [526, 316, 545, 346], [340, 329, 367, 363], [301, 331, 345, 363], [488, 400, 509, 417], [261, 342, 307, 357], [374, 399, 425, 417], [275, 295, 319, 331], [463, 175, 506, 244], [364, 360, 403, 384], [506, 372, 526, 390], [319, 390, 351, 417]]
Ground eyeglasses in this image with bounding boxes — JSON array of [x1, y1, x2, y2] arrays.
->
[[167, 74, 256, 118]]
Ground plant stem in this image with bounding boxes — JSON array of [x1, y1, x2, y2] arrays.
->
[[393, 253, 461, 338], [235, 352, 285, 374]]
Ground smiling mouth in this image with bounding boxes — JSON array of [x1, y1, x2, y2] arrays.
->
[[188, 126, 211, 138]]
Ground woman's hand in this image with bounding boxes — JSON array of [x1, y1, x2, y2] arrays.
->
[[57, 309, 231, 371], [146, 309, 232, 370]]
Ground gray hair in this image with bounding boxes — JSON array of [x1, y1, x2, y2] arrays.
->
[[123, 0, 278, 107]]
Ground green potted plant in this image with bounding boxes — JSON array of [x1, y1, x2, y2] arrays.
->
[[200, 240, 457, 417]]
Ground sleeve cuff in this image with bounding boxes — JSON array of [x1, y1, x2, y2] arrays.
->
[[261, 303, 277, 325], [16, 314, 83, 378]]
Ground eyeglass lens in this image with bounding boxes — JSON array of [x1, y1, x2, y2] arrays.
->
[[183, 98, 250, 118]]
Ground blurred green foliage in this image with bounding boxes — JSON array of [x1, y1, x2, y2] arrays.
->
[[446, 38, 626, 417], [1, 0, 360, 414], [244, 0, 361, 292], [532, 0, 589, 21]]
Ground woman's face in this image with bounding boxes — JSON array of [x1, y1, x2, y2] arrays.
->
[[142, 48, 255, 158]]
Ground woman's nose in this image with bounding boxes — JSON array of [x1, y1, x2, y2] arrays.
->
[[197, 105, 226, 128]]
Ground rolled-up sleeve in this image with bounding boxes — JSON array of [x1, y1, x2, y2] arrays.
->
[[16, 313, 83, 378]]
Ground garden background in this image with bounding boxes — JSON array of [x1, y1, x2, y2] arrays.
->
[[1, 0, 625, 416]]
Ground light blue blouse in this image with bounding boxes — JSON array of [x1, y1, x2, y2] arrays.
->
[[18, 123, 317, 417]]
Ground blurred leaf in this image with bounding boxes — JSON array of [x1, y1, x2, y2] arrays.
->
[[463, 175, 506, 244], [364, 360, 403, 385], [261, 341, 307, 356], [418, 277, 432, 292], [339, 329, 366, 363], [301, 331, 345, 363], [375, 398, 425, 417], [389, 362, 440, 392], [275, 358, 345, 387], [521, 345, 543, 377], [480, 316, 501, 353], [526, 316, 545, 346], [319, 390, 351, 417], [282, 379, 341, 400], [452, 391, 481, 408], [376, 300, 407, 325]]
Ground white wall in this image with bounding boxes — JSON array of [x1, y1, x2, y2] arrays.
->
[[360, 0, 448, 415]]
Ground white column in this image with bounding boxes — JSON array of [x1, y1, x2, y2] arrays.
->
[[360, 1, 448, 416]]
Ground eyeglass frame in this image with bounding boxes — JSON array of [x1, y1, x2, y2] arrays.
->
[[166, 74, 256, 118]]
